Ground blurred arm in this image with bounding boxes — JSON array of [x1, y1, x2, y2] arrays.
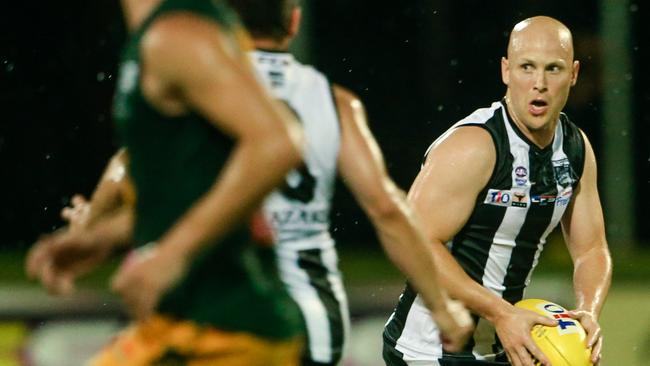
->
[[63, 148, 135, 247], [334, 85, 473, 351], [140, 15, 303, 261]]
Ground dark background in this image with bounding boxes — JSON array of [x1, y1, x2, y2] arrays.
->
[[0, 0, 647, 250]]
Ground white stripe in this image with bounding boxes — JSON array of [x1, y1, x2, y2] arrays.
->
[[394, 296, 444, 359], [472, 106, 532, 356]]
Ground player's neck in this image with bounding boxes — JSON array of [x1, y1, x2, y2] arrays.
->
[[504, 96, 556, 149], [253, 37, 290, 52], [121, 0, 162, 32]]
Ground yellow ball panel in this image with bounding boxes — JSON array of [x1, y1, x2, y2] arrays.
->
[[515, 299, 592, 366]]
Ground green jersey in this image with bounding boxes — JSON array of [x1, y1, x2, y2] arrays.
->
[[113, 0, 302, 340]]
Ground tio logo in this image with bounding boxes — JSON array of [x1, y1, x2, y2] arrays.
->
[[490, 191, 511, 204], [542, 303, 579, 335]]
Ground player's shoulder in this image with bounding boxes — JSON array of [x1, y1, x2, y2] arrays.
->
[[431, 125, 494, 156], [142, 12, 229, 57], [332, 84, 363, 114]]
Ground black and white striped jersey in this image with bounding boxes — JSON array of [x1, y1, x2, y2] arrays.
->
[[250, 50, 349, 365], [383, 100, 585, 363], [251, 50, 340, 250]]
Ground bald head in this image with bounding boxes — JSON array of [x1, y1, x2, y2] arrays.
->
[[507, 16, 574, 61]]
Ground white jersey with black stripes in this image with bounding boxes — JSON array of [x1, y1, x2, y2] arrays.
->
[[250, 50, 349, 365], [383, 101, 585, 364]]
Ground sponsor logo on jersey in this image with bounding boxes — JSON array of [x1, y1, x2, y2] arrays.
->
[[485, 189, 528, 208], [530, 194, 556, 206], [514, 166, 528, 186], [269, 208, 329, 226], [531, 187, 573, 207]]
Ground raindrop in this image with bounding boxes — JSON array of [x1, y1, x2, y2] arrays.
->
[[45, 154, 51, 160], [450, 59, 458, 67], [347, 69, 352, 73], [437, 105, 444, 111], [630, 4, 638, 12], [43, 206, 48, 212], [5, 62, 15, 72], [404, 39, 409, 43], [97, 72, 106, 81], [457, 79, 464, 84]]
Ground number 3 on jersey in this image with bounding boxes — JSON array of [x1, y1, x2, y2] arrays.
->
[[279, 99, 316, 203]]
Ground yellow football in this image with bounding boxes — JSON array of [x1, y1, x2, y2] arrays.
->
[[514, 299, 592, 366]]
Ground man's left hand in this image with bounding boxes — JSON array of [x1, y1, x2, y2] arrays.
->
[[568, 309, 602, 365]]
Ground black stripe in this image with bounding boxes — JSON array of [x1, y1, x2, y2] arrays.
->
[[501, 148, 557, 304], [297, 249, 344, 363], [559, 115, 586, 185], [382, 283, 417, 348], [451, 114, 512, 284], [382, 334, 410, 366]]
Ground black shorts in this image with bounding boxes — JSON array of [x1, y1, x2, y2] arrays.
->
[[383, 340, 510, 366]]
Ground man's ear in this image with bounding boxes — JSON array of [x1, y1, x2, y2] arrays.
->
[[501, 57, 510, 86]]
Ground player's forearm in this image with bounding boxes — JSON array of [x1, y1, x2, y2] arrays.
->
[[429, 243, 513, 322], [370, 197, 446, 309], [364, 183, 457, 310], [86, 148, 131, 227], [156, 136, 302, 262], [572, 244, 612, 316], [87, 206, 134, 250]]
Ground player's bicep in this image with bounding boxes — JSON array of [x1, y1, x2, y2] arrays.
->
[[408, 127, 495, 242], [561, 132, 606, 258]]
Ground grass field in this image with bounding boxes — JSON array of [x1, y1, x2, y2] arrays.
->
[[1, 238, 649, 365]]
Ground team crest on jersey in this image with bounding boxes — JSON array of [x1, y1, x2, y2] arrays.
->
[[485, 189, 527, 208], [552, 158, 577, 189]]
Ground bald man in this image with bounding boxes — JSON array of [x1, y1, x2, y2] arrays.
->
[[383, 16, 610, 366]]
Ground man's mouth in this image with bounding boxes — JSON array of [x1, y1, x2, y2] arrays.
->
[[529, 99, 548, 116]]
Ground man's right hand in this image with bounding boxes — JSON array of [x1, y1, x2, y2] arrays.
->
[[431, 297, 474, 353], [493, 305, 558, 366]]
